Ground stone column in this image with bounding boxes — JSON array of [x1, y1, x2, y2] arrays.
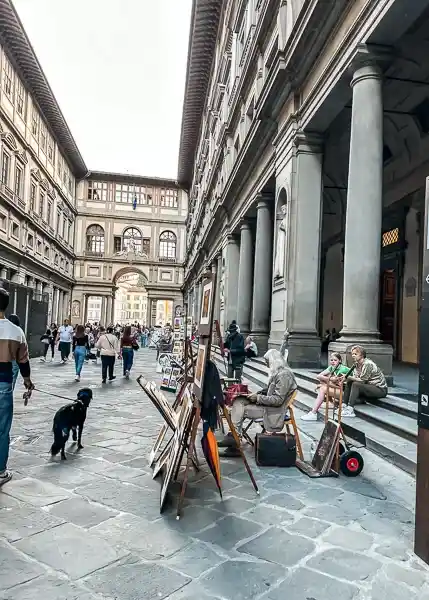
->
[[251, 197, 273, 350], [237, 221, 253, 335], [286, 133, 324, 368], [100, 296, 107, 325], [212, 255, 221, 326], [0, 268, 7, 279], [63, 292, 70, 320], [52, 288, 59, 323], [82, 294, 88, 324], [224, 234, 240, 327], [106, 296, 112, 326], [330, 61, 393, 378]]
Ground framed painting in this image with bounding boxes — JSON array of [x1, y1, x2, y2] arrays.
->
[[193, 340, 208, 399], [199, 277, 214, 335]]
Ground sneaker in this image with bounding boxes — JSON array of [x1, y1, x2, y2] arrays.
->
[[125, 370, 130, 379], [40, 357, 46, 363], [101, 379, 106, 384], [0, 470, 12, 486], [301, 411, 317, 421], [341, 407, 356, 418], [75, 375, 80, 382], [108, 376, 116, 382]]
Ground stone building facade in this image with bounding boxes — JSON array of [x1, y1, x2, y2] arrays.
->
[[179, 0, 429, 377], [72, 172, 186, 326], [0, 0, 187, 334], [0, 0, 86, 325]]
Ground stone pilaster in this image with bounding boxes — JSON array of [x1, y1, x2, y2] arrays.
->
[[251, 196, 273, 351], [237, 221, 253, 335], [224, 234, 240, 328], [330, 59, 393, 379], [286, 133, 324, 368]]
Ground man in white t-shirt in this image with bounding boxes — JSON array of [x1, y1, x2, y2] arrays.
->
[[56, 318, 74, 363]]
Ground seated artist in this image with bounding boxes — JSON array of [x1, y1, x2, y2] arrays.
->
[[301, 352, 349, 421], [339, 345, 388, 418], [219, 349, 297, 452]]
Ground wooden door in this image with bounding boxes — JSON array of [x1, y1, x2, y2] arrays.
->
[[379, 268, 397, 349]]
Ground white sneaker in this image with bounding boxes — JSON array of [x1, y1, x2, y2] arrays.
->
[[75, 375, 80, 382], [341, 407, 356, 418], [301, 412, 317, 421], [40, 357, 46, 363], [125, 370, 130, 379]]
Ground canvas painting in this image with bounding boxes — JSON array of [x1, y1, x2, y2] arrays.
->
[[200, 280, 213, 326]]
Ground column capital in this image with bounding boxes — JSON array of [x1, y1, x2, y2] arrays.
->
[[239, 219, 252, 231], [349, 43, 391, 80], [255, 193, 272, 211], [294, 131, 324, 154], [225, 232, 239, 244]]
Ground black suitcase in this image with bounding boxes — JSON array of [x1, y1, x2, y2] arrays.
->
[[255, 433, 296, 467]]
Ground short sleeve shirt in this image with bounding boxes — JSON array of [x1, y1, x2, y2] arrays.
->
[[327, 364, 349, 376]]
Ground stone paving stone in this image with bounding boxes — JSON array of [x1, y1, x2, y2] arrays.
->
[[76, 478, 162, 520], [102, 463, 147, 481], [295, 485, 345, 506], [0, 504, 64, 542], [7, 449, 47, 469], [163, 507, 225, 535], [241, 505, 295, 526], [262, 492, 305, 511], [48, 497, 118, 528], [321, 525, 374, 552], [226, 483, 267, 501], [198, 559, 287, 600], [288, 516, 331, 538], [24, 463, 107, 488], [237, 527, 315, 566], [13, 522, 129, 579], [208, 495, 256, 516], [194, 515, 264, 551], [369, 573, 419, 600], [306, 547, 381, 582], [368, 500, 414, 525], [0, 539, 45, 591], [263, 567, 360, 600], [2, 477, 71, 506], [383, 562, 428, 589], [1, 574, 99, 600], [165, 586, 221, 600], [121, 456, 152, 470], [163, 541, 225, 578], [83, 556, 191, 600], [91, 513, 190, 559]]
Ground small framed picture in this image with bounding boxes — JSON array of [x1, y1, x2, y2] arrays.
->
[[199, 277, 214, 335], [193, 340, 208, 399]]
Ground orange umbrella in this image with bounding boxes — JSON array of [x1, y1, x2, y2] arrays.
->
[[201, 421, 222, 497]]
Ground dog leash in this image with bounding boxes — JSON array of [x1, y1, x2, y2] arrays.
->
[[32, 387, 76, 402]]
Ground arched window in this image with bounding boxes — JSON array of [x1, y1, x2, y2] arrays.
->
[[86, 224, 104, 254], [123, 227, 143, 252], [159, 231, 177, 259]]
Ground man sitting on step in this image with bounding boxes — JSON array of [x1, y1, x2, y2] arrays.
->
[[339, 345, 388, 419]]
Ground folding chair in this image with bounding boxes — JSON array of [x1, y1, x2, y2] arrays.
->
[[241, 390, 304, 460]]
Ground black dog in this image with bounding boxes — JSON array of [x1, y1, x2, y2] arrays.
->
[[50, 388, 92, 460]]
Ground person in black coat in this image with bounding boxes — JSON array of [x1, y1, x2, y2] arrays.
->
[[224, 322, 245, 381]]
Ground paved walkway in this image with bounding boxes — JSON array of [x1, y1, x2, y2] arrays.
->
[[0, 348, 427, 600]]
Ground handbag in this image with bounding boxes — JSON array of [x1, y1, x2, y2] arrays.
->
[[225, 383, 249, 406], [255, 432, 296, 467], [132, 342, 139, 351]]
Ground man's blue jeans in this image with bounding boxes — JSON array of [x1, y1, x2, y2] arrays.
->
[[122, 348, 134, 375], [0, 381, 13, 472], [74, 346, 86, 376]]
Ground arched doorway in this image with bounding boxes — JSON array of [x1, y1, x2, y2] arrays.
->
[[114, 272, 149, 326]]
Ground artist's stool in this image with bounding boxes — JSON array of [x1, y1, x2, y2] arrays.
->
[[242, 391, 304, 461]]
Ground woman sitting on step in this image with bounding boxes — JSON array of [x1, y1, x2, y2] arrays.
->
[[301, 352, 349, 421]]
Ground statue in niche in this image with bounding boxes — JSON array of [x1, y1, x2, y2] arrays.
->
[[274, 203, 287, 279], [72, 300, 80, 317]]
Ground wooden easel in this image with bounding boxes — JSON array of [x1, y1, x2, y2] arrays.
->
[[175, 271, 259, 519]]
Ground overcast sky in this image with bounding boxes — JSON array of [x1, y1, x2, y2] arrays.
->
[[13, 0, 192, 179]]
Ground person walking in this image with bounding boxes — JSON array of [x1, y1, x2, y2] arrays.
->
[[7, 314, 21, 391], [72, 325, 89, 382], [96, 325, 120, 383], [224, 321, 245, 381], [0, 288, 34, 485], [40, 327, 53, 363], [120, 325, 135, 379], [49, 323, 58, 361], [57, 318, 74, 363]]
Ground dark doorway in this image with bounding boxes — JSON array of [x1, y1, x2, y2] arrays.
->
[[379, 267, 397, 349]]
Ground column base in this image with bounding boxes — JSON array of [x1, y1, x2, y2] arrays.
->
[[329, 339, 393, 385], [287, 333, 321, 369], [251, 333, 269, 355]]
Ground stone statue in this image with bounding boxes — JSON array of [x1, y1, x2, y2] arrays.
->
[[72, 300, 80, 317], [274, 203, 287, 279]]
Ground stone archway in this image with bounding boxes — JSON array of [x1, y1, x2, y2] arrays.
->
[[113, 268, 149, 325]]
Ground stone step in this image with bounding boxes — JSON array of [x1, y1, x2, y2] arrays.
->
[[210, 347, 417, 476]]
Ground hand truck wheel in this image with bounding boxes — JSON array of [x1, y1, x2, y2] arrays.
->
[[339, 450, 364, 477]]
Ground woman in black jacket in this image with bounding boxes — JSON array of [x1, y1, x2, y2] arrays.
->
[[224, 322, 245, 381]]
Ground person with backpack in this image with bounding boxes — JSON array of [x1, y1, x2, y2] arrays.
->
[[40, 327, 53, 362], [224, 321, 245, 381]]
